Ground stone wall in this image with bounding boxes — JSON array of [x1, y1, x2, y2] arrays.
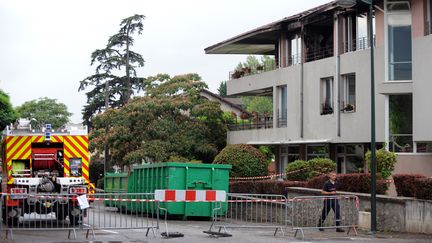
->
[[287, 187, 432, 234]]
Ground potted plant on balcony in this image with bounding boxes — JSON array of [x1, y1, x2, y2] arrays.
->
[[341, 104, 355, 112], [321, 103, 333, 115]]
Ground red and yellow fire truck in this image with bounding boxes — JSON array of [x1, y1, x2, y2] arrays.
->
[[1, 119, 89, 225]]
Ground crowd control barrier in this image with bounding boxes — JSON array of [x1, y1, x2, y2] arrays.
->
[[0, 192, 159, 240], [207, 193, 289, 236], [290, 195, 359, 239]]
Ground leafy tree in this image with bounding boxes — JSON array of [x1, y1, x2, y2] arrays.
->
[[89, 73, 227, 167], [213, 144, 268, 177], [79, 14, 146, 126], [15, 97, 72, 129], [0, 89, 18, 130], [242, 96, 273, 116], [217, 81, 227, 97]]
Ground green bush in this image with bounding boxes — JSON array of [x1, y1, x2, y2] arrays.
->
[[213, 144, 268, 177], [308, 158, 336, 178], [365, 149, 397, 179], [285, 160, 310, 181]]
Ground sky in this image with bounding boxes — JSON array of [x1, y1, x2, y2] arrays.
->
[[0, 0, 330, 123]]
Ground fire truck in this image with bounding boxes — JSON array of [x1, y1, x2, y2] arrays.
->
[[1, 119, 89, 225]]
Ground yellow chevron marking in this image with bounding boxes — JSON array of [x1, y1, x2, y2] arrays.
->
[[11, 139, 31, 160], [66, 136, 87, 158], [6, 136, 25, 158], [76, 136, 89, 149]]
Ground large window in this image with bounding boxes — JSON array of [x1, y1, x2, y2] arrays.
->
[[278, 85, 287, 127], [387, 1, 412, 81], [320, 77, 334, 115], [389, 94, 413, 152], [290, 34, 302, 65], [337, 144, 365, 173], [341, 74, 356, 112]]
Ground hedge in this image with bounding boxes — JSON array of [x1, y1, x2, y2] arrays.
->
[[229, 180, 306, 195], [393, 174, 426, 197], [306, 173, 388, 194], [415, 178, 432, 200]]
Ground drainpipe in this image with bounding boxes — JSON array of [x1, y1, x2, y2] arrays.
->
[[336, 13, 341, 137], [300, 21, 304, 138]]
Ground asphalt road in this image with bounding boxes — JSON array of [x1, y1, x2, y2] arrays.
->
[[1, 204, 431, 243]]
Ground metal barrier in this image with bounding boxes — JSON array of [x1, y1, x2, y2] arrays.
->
[[207, 193, 288, 236], [290, 195, 358, 239], [0, 192, 159, 240]]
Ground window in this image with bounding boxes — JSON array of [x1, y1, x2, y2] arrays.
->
[[290, 34, 302, 65], [389, 94, 413, 153], [341, 74, 356, 112], [288, 145, 300, 163], [337, 144, 365, 173], [416, 142, 432, 153], [307, 144, 329, 160], [320, 77, 334, 115], [278, 85, 287, 127], [387, 1, 412, 81]]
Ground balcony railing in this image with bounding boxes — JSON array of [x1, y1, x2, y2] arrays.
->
[[277, 110, 287, 128], [305, 45, 333, 63], [228, 65, 276, 80], [227, 116, 273, 131], [343, 36, 375, 53]]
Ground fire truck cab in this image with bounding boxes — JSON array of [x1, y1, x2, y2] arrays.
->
[[1, 119, 89, 225]]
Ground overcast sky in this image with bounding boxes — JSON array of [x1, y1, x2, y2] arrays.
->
[[0, 0, 329, 123]]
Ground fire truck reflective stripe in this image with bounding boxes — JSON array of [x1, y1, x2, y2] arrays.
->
[[34, 136, 44, 143], [64, 136, 88, 161], [6, 136, 27, 158], [7, 136, 32, 161], [74, 136, 88, 152], [51, 135, 62, 143]]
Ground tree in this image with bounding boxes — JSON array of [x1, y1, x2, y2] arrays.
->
[[0, 89, 18, 130], [217, 81, 227, 97], [15, 97, 72, 129], [79, 14, 146, 126], [213, 144, 268, 177], [89, 73, 227, 168], [242, 96, 273, 116]]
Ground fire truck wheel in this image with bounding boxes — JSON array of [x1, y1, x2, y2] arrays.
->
[[68, 207, 81, 226], [2, 207, 20, 226], [56, 208, 68, 221]]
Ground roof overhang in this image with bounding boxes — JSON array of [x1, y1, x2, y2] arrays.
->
[[246, 139, 332, 145], [205, 1, 338, 55]]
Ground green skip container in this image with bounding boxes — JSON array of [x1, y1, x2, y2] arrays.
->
[[129, 162, 231, 218], [104, 172, 129, 207]]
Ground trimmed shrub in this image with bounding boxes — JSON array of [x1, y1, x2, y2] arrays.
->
[[285, 160, 310, 181], [306, 173, 388, 194], [393, 174, 426, 197], [213, 144, 268, 177], [414, 178, 432, 200], [308, 158, 336, 178], [365, 149, 397, 179], [229, 180, 307, 195]]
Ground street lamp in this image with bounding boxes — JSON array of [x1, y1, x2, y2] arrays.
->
[[336, 0, 377, 235]]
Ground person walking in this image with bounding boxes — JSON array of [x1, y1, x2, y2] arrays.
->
[[318, 171, 345, 232]]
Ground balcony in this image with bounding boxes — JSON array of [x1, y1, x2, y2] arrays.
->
[[227, 116, 273, 131], [343, 36, 375, 53]]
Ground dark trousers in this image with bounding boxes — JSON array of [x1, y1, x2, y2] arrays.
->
[[319, 198, 341, 226]]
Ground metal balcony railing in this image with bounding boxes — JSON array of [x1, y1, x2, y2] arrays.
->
[[227, 116, 273, 131], [305, 45, 333, 63], [277, 110, 287, 128]]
